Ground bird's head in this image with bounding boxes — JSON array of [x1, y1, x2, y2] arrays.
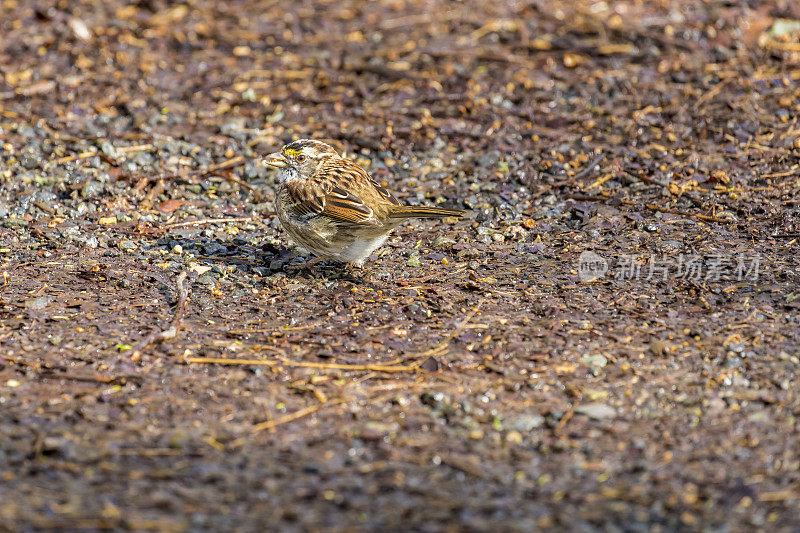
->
[[263, 139, 339, 182]]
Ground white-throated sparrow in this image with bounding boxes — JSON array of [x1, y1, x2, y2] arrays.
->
[[263, 139, 463, 266]]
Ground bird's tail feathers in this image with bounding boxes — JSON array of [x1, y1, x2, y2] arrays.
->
[[388, 205, 464, 220]]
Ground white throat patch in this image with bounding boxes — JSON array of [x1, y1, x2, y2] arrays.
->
[[278, 166, 302, 184]]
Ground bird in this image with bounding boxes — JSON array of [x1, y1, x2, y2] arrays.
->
[[262, 139, 464, 268]]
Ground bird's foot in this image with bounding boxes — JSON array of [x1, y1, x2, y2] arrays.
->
[[343, 262, 363, 273], [344, 262, 393, 283], [285, 256, 325, 274]]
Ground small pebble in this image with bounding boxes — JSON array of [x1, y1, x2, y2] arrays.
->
[[575, 403, 617, 420]]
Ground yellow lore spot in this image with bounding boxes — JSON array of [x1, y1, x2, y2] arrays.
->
[[283, 148, 299, 157]]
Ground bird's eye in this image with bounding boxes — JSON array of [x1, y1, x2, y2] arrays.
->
[[296, 154, 305, 162]]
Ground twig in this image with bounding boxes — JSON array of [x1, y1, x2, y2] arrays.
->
[[760, 167, 800, 179], [573, 154, 605, 182], [55, 151, 97, 164], [32, 201, 56, 215], [530, 156, 605, 200], [163, 216, 256, 230], [251, 399, 345, 434], [645, 204, 733, 224], [140, 178, 164, 210], [693, 78, 733, 109], [2, 354, 45, 371], [440, 454, 488, 479], [220, 170, 262, 200], [763, 39, 800, 52], [227, 324, 319, 335], [189, 301, 486, 374], [401, 298, 486, 364], [622, 170, 664, 187], [187, 357, 276, 366], [279, 359, 418, 372], [53, 144, 154, 164], [345, 62, 423, 82], [185, 357, 419, 373], [123, 156, 247, 184], [759, 489, 800, 502], [118, 143, 154, 153], [553, 406, 575, 436], [38, 370, 143, 385], [125, 271, 190, 359], [119, 448, 185, 457], [566, 193, 610, 202], [585, 173, 614, 190]]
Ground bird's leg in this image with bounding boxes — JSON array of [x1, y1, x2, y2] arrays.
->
[[286, 255, 325, 273], [340, 261, 362, 278]]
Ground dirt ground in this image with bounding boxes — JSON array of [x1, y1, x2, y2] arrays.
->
[[1, 0, 800, 531]]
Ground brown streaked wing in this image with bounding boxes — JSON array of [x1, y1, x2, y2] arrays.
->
[[323, 186, 379, 226], [316, 157, 401, 224], [285, 180, 326, 218], [318, 157, 402, 206], [285, 177, 379, 226], [369, 177, 401, 205]]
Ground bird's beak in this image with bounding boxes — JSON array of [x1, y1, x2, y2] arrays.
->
[[263, 152, 289, 169]]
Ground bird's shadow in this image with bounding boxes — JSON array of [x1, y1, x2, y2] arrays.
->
[[153, 236, 370, 283]]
